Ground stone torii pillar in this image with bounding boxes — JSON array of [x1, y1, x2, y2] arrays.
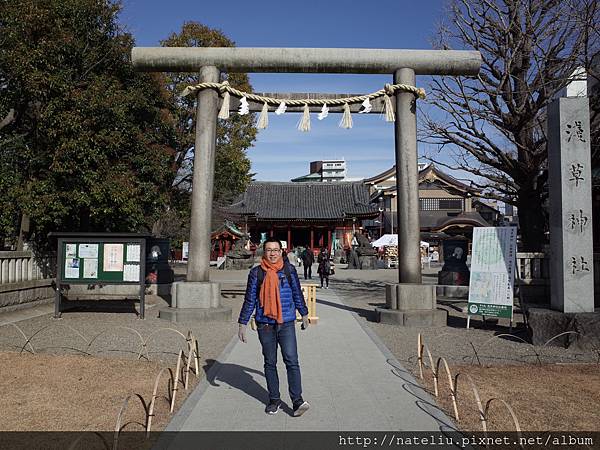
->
[[132, 47, 481, 324]]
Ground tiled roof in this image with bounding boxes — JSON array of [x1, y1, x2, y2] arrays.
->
[[383, 211, 490, 230], [435, 211, 490, 230], [365, 164, 475, 193], [225, 182, 379, 220], [291, 172, 322, 182]]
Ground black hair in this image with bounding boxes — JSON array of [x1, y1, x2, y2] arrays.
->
[[262, 237, 282, 251]]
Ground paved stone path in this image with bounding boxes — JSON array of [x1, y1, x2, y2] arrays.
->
[[0, 302, 54, 326], [163, 287, 454, 441]]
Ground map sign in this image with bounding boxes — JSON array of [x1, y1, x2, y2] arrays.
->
[[467, 227, 517, 320]]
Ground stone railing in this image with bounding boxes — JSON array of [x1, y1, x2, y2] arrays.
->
[[0, 251, 52, 285], [516, 252, 549, 284], [516, 252, 600, 306], [0, 251, 55, 310]]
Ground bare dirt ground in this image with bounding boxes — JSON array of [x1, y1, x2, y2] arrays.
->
[[0, 278, 246, 435], [415, 363, 600, 431], [0, 352, 196, 432]]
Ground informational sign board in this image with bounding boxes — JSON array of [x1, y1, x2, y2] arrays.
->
[[182, 241, 189, 261], [50, 233, 148, 319], [467, 227, 517, 322]]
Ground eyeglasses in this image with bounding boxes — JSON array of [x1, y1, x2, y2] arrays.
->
[[265, 248, 282, 253]]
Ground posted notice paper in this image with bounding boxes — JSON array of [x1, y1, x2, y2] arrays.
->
[[123, 264, 140, 282], [126, 244, 141, 262], [65, 258, 80, 278], [103, 244, 124, 272], [65, 244, 77, 258], [79, 243, 99, 259], [83, 259, 98, 278]]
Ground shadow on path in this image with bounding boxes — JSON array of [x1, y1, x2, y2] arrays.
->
[[203, 359, 266, 403], [316, 298, 382, 322], [59, 299, 139, 315], [201, 359, 296, 416]]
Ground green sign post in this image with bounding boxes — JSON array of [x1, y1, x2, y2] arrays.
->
[[50, 233, 148, 319]]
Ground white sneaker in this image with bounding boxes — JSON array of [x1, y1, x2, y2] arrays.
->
[[293, 401, 310, 417]]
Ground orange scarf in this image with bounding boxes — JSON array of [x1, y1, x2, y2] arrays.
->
[[259, 256, 284, 323]]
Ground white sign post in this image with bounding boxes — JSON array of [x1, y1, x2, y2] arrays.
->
[[182, 241, 189, 261], [467, 227, 518, 328]]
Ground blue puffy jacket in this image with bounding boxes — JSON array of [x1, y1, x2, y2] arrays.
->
[[238, 263, 309, 325]]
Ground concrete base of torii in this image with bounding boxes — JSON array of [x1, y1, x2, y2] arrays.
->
[[158, 281, 231, 323], [376, 283, 446, 327]]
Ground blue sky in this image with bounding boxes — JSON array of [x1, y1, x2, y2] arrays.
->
[[120, 0, 455, 182]]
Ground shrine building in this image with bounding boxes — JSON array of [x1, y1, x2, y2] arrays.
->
[[224, 181, 379, 253], [363, 163, 498, 252]]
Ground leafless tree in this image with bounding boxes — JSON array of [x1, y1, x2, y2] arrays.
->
[[421, 0, 600, 251]]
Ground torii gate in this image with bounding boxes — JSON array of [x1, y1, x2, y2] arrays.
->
[[132, 47, 481, 324]]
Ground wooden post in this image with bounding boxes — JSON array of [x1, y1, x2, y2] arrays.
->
[[328, 228, 332, 254], [287, 226, 292, 251]]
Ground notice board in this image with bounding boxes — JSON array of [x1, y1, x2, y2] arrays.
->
[[467, 227, 518, 321], [49, 232, 148, 319]]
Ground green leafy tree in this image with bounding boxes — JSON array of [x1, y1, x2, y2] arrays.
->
[[0, 0, 177, 249], [158, 22, 257, 238]]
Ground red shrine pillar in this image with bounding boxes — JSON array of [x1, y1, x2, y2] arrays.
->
[[310, 227, 314, 250], [287, 226, 292, 250], [328, 228, 332, 254]]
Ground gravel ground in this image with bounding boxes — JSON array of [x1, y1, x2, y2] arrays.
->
[[0, 292, 245, 371], [328, 266, 599, 369]]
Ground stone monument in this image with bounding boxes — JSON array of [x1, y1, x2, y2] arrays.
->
[[354, 233, 378, 270], [225, 236, 254, 270], [437, 238, 470, 286], [527, 93, 599, 349], [346, 247, 360, 269]]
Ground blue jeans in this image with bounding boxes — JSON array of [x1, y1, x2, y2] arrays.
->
[[257, 321, 302, 403]]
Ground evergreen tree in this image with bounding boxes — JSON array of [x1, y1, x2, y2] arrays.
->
[[0, 0, 177, 249]]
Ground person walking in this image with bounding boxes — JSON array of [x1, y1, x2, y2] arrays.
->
[[300, 247, 314, 280], [238, 237, 311, 417], [317, 247, 331, 289]]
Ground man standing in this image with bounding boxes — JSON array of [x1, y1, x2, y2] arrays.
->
[[300, 247, 314, 280], [238, 238, 311, 417], [317, 247, 331, 289]]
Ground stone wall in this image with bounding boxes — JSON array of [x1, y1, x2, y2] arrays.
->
[[0, 279, 54, 310]]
